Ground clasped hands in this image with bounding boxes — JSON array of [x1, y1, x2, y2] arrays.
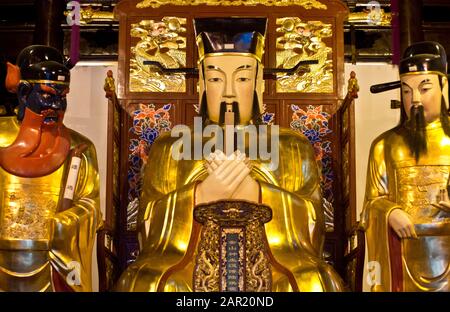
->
[[195, 150, 259, 205]]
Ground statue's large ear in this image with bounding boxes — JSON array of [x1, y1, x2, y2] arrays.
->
[[17, 81, 32, 107], [198, 62, 205, 95], [198, 63, 207, 116], [442, 75, 449, 110], [255, 63, 264, 115], [5, 62, 20, 93]]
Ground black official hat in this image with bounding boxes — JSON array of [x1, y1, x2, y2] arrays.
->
[[16, 45, 70, 85], [371, 41, 448, 93], [194, 17, 267, 63], [400, 41, 447, 77]]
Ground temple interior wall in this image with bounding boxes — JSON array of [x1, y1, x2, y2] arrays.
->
[[345, 62, 399, 291], [65, 62, 117, 292]]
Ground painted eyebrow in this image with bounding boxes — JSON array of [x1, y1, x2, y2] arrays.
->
[[402, 82, 412, 89], [206, 65, 223, 71], [420, 79, 432, 86], [234, 65, 253, 80], [236, 65, 252, 70], [234, 65, 253, 75], [402, 79, 433, 90], [206, 65, 252, 72], [205, 65, 226, 79]]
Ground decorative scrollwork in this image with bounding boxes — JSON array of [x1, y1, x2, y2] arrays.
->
[[64, 6, 114, 25], [1, 188, 58, 240], [193, 220, 220, 292], [276, 17, 333, 93], [246, 219, 271, 291], [136, 0, 327, 10], [193, 200, 272, 291], [348, 9, 391, 26], [130, 17, 187, 92]]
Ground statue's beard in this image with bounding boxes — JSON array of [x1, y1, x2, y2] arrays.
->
[[406, 105, 427, 161], [218, 101, 240, 126], [200, 91, 262, 126], [0, 107, 70, 177]]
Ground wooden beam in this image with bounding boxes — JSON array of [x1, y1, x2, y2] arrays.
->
[[33, 0, 65, 52], [399, 0, 424, 54]]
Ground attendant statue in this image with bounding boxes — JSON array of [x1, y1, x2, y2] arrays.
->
[[347, 71, 359, 99], [116, 18, 343, 292], [362, 41, 450, 291], [0, 45, 102, 291], [104, 69, 115, 99]]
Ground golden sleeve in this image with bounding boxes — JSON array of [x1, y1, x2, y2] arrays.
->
[[49, 139, 102, 292], [138, 134, 200, 262], [361, 138, 401, 226], [113, 135, 201, 291], [258, 131, 324, 255], [361, 138, 400, 291]]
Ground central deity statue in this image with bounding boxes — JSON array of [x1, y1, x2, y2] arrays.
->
[[116, 18, 343, 292]]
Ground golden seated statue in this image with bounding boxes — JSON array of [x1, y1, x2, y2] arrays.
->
[[116, 17, 343, 292]]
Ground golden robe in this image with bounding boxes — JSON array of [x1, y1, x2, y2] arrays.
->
[[0, 116, 102, 291], [116, 126, 344, 292], [362, 120, 450, 292]]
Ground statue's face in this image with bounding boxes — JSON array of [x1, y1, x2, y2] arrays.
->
[[401, 73, 447, 123], [200, 55, 260, 124], [19, 82, 69, 125]]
